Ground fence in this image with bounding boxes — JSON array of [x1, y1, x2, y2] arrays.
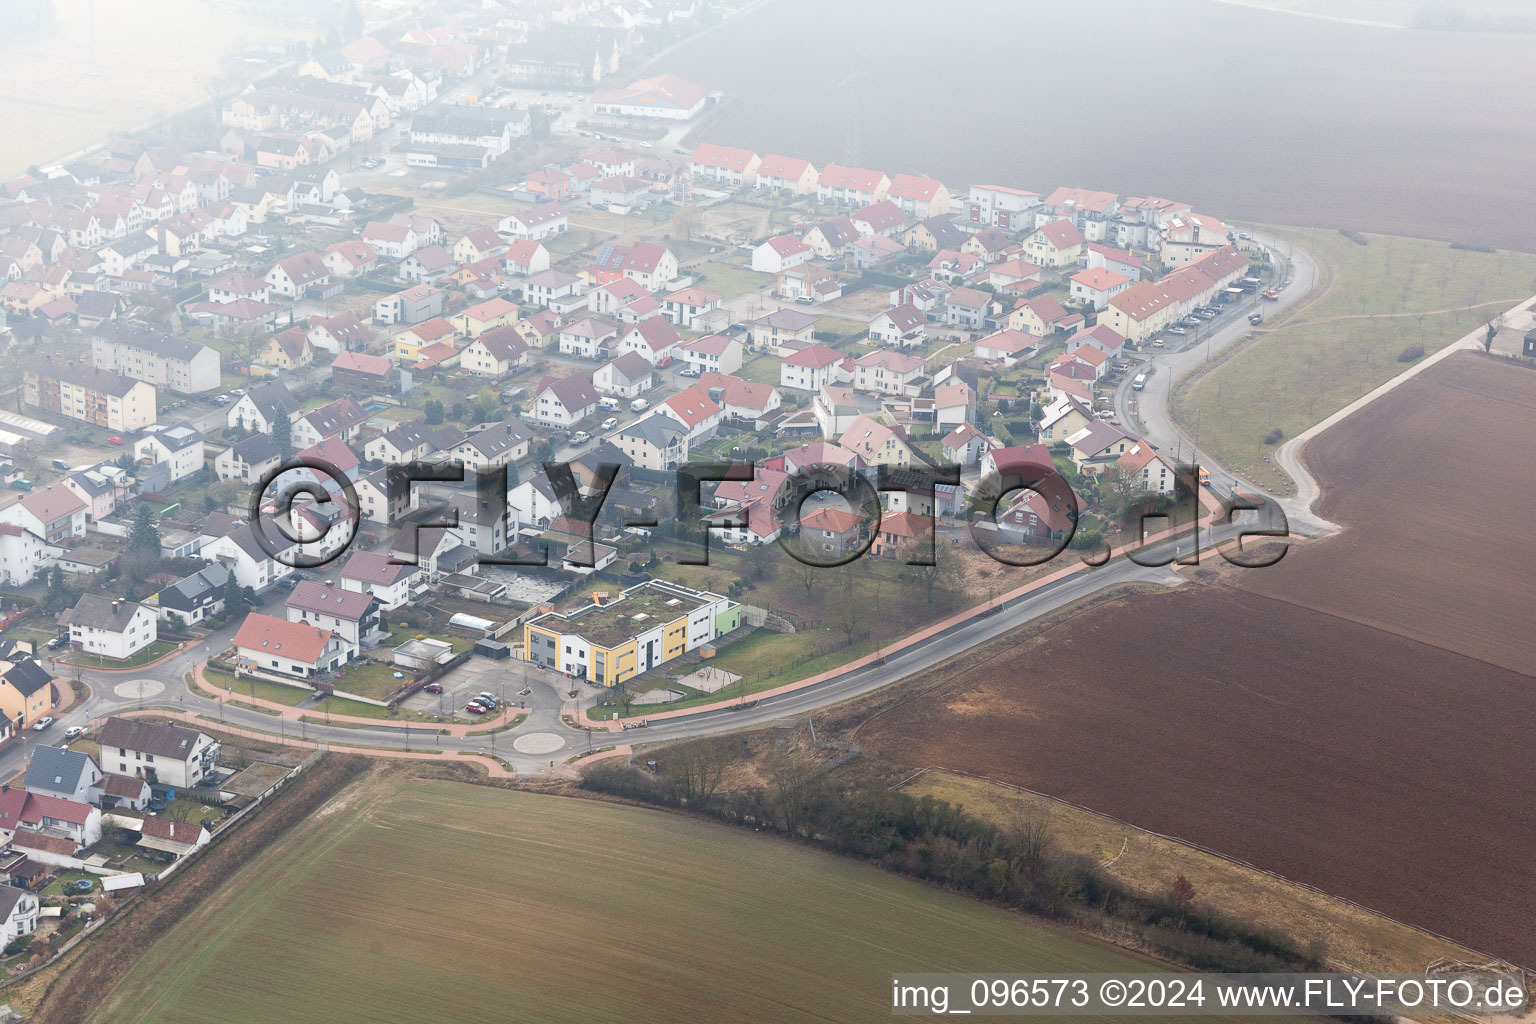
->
[[0, 748, 324, 988]]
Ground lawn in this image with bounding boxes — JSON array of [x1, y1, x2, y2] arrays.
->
[[691, 260, 774, 301], [62, 641, 176, 668], [82, 776, 1293, 1024], [735, 353, 783, 385], [902, 770, 1488, 979], [1176, 229, 1536, 490]]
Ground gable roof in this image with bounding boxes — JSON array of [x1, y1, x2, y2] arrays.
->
[[98, 716, 208, 759], [286, 581, 375, 621], [24, 745, 95, 795], [232, 611, 335, 663], [61, 594, 148, 632]]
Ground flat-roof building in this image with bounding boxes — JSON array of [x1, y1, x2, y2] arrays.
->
[[523, 580, 741, 687]]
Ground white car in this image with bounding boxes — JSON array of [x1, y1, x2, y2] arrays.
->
[[32, 717, 54, 732], [679, 367, 701, 378], [571, 430, 590, 444], [601, 417, 617, 430]]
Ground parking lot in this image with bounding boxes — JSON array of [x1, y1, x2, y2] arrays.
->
[[398, 656, 535, 720]]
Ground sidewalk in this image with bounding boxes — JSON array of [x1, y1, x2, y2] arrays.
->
[[579, 509, 1224, 732], [119, 708, 514, 778], [190, 663, 522, 736]]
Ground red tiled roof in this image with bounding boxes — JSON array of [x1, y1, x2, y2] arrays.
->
[[232, 612, 334, 664]]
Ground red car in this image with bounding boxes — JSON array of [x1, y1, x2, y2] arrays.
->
[[107, 436, 123, 445], [423, 682, 443, 694], [464, 702, 487, 714]]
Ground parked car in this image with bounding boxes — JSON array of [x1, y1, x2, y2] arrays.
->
[[423, 682, 443, 694], [478, 691, 500, 706], [1151, 339, 1166, 348], [47, 634, 68, 650], [1197, 310, 1217, 320], [794, 296, 815, 305], [630, 398, 649, 412], [678, 366, 701, 378], [107, 436, 123, 445], [213, 394, 231, 406], [1248, 313, 1264, 325], [465, 702, 487, 715], [601, 417, 617, 430], [1167, 327, 1187, 336], [570, 430, 590, 444], [63, 726, 85, 741], [31, 717, 53, 731]]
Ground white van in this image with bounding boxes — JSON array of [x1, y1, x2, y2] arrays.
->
[[630, 398, 649, 412], [1132, 373, 1147, 392], [598, 397, 619, 411]]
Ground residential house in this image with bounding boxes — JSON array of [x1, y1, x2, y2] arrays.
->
[[840, 415, 913, 469], [751, 235, 811, 274], [887, 174, 951, 217], [966, 184, 1041, 231], [461, 326, 529, 377], [451, 297, 521, 339], [133, 423, 204, 483], [661, 288, 722, 330], [592, 352, 655, 398], [750, 307, 818, 352], [867, 303, 926, 348], [61, 595, 158, 660], [613, 414, 687, 471], [24, 745, 102, 803], [25, 362, 156, 431], [0, 483, 87, 545], [557, 315, 622, 360], [1023, 219, 1085, 267], [944, 287, 992, 331], [498, 203, 569, 241], [780, 344, 848, 392], [617, 316, 681, 364], [452, 420, 531, 472], [676, 334, 743, 376], [215, 432, 282, 483], [656, 385, 723, 442], [330, 350, 399, 395], [0, 656, 55, 731], [1069, 267, 1132, 310], [153, 564, 231, 627], [689, 143, 760, 187], [233, 611, 352, 678], [227, 381, 298, 433], [532, 375, 599, 427], [853, 349, 925, 397], [816, 164, 890, 206], [754, 154, 818, 194], [698, 372, 781, 426], [285, 580, 377, 649], [97, 716, 218, 788], [339, 550, 421, 611]]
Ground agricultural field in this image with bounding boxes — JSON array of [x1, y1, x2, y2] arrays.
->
[[902, 770, 1490, 978], [0, 0, 310, 176], [81, 775, 1294, 1024], [1175, 229, 1536, 487], [851, 354, 1536, 967]]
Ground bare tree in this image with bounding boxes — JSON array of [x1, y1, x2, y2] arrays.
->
[[663, 738, 730, 806], [832, 599, 861, 648]]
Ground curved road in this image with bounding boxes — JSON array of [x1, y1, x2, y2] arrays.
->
[[9, 240, 1340, 779]]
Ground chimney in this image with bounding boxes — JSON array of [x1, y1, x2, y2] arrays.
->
[[112, 600, 120, 614]]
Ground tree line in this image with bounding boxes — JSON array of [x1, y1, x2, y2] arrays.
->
[[582, 751, 1334, 979]]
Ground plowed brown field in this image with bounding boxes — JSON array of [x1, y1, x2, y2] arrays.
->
[[856, 353, 1536, 966]]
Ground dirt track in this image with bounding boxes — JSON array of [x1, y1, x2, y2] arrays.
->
[[855, 353, 1536, 967]]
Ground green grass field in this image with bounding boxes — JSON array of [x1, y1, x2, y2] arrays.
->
[[1176, 229, 1536, 490], [85, 776, 1294, 1024]]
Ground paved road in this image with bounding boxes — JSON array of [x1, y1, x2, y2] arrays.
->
[[1111, 234, 1332, 534], [8, 516, 1257, 782]]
